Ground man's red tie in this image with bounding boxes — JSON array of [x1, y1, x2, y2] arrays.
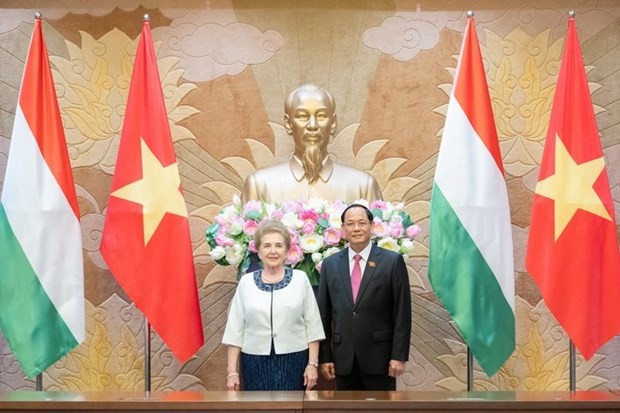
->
[[351, 254, 362, 303]]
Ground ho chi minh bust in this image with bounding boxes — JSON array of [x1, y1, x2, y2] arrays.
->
[[241, 84, 382, 204]]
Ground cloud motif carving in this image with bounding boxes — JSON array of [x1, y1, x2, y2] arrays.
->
[[0, 3, 160, 34], [363, 16, 440, 62], [0, 8, 283, 84], [155, 22, 284, 82]]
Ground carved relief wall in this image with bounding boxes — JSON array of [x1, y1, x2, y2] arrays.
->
[[0, 0, 619, 392]]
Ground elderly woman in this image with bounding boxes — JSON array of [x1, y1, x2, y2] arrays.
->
[[222, 219, 325, 391]]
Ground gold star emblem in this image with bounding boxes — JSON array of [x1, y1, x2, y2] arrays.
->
[[111, 138, 188, 245], [535, 134, 611, 241]]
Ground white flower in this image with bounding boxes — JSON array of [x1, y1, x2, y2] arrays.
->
[[232, 194, 241, 208], [210, 246, 226, 260], [323, 247, 341, 258], [389, 213, 403, 224], [324, 206, 343, 228], [222, 205, 238, 220], [281, 211, 302, 229], [311, 252, 323, 263], [299, 233, 324, 253], [264, 203, 278, 217], [228, 221, 243, 236], [327, 213, 342, 229], [382, 202, 402, 221], [400, 239, 414, 254], [225, 243, 246, 265], [377, 237, 399, 252]]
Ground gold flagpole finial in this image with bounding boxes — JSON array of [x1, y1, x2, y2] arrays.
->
[[568, 10, 575, 18], [143, 14, 150, 22], [466, 10, 474, 18]]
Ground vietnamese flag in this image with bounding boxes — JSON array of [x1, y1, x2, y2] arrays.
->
[[100, 20, 203, 362], [526, 16, 620, 359]]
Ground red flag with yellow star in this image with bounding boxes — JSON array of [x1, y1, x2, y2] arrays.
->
[[101, 20, 203, 362], [526, 16, 620, 359]]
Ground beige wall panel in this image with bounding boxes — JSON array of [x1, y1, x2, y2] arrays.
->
[[0, 0, 619, 392]]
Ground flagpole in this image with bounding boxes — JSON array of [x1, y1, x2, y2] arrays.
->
[[566, 9, 576, 395], [467, 346, 473, 391], [569, 340, 576, 391], [34, 11, 45, 393], [141, 12, 152, 394], [145, 319, 151, 392]]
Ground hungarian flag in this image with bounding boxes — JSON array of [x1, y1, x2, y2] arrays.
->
[[100, 20, 203, 362], [526, 16, 620, 359], [429, 15, 515, 376], [0, 17, 84, 377]]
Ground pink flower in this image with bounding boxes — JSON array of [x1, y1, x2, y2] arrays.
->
[[406, 224, 422, 238], [302, 220, 316, 234], [289, 231, 300, 244], [286, 243, 304, 266], [389, 221, 404, 238], [330, 200, 348, 214], [280, 200, 298, 213], [372, 218, 390, 238], [323, 227, 342, 246], [300, 209, 319, 223], [270, 209, 284, 220], [315, 261, 323, 273], [215, 215, 229, 226], [243, 200, 262, 215], [370, 200, 387, 210], [248, 240, 257, 253], [215, 234, 235, 247], [243, 220, 259, 237]]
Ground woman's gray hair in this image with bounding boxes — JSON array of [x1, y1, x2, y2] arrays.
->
[[254, 219, 291, 251]]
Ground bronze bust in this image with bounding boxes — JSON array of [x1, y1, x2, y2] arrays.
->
[[241, 84, 382, 204]]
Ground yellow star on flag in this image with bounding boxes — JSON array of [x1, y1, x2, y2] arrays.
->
[[111, 138, 188, 245], [535, 134, 611, 241]]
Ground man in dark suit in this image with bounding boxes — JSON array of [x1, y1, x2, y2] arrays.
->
[[317, 204, 411, 390]]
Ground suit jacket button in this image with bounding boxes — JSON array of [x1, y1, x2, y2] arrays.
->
[[353, 311, 357, 316]]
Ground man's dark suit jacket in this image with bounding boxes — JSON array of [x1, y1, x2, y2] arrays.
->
[[317, 244, 411, 376]]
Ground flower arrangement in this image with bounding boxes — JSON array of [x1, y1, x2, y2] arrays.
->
[[206, 196, 421, 285]]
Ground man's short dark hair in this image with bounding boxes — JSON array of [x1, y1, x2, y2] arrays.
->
[[340, 203, 373, 224]]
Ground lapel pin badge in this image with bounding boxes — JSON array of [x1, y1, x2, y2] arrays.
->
[[368, 261, 376, 267]]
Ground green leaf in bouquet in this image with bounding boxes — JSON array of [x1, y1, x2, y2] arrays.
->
[[294, 255, 320, 286], [205, 222, 220, 249], [237, 251, 254, 280], [398, 210, 413, 228]]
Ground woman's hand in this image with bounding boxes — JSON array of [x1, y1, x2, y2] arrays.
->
[[304, 364, 318, 389], [227, 372, 240, 391]]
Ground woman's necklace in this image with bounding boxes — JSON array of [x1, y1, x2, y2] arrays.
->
[[261, 269, 285, 284]]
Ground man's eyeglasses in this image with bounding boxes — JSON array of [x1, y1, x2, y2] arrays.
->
[[344, 221, 370, 229]]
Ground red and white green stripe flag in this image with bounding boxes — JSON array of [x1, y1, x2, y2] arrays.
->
[[428, 14, 515, 376], [0, 17, 84, 377]]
